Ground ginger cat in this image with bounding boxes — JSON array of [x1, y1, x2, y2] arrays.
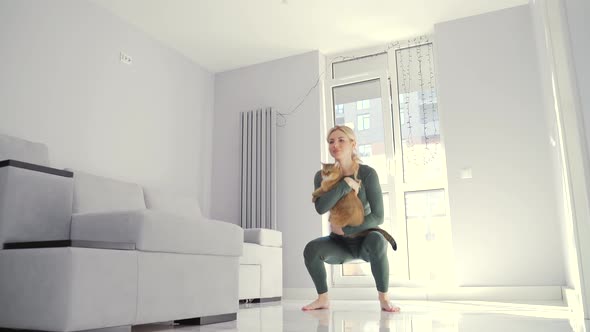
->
[[312, 163, 398, 251], [312, 163, 364, 227]]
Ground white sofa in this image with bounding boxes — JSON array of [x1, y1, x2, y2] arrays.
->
[[240, 228, 283, 303], [0, 134, 243, 332]]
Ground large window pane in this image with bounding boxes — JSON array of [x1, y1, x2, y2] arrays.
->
[[333, 78, 392, 278], [332, 79, 388, 186], [405, 189, 453, 283], [396, 43, 444, 184]]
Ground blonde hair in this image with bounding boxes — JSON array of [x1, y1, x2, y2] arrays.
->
[[327, 125, 362, 179]]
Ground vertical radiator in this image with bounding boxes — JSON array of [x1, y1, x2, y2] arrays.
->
[[240, 108, 277, 230]]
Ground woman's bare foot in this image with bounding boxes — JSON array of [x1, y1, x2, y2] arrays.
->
[[378, 292, 400, 312], [302, 293, 330, 311], [380, 300, 400, 312]]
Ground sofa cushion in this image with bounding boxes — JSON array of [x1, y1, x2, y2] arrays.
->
[[0, 134, 50, 166], [243, 228, 282, 247], [71, 210, 243, 257], [143, 188, 202, 221], [70, 171, 146, 214]]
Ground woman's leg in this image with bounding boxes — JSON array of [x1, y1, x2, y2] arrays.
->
[[360, 231, 389, 292], [302, 235, 354, 310], [360, 231, 400, 312]]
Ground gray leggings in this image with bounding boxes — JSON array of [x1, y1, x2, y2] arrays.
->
[[303, 231, 389, 294]]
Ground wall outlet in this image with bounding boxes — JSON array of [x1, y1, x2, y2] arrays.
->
[[120, 51, 132, 65]]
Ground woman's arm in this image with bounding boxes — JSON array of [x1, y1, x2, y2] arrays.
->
[[313, 170, 353, 214], [342, 167, 384, 235]]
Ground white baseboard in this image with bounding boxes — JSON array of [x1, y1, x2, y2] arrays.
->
[[284, 286, 564, 302]]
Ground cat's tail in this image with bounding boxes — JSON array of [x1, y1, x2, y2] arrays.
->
[[351, 228, 397, 251]]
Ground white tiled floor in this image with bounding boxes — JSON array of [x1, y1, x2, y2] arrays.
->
[[134, 300, 578, 332]]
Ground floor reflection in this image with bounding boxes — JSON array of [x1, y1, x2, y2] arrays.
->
[[292, 300, 576, 332], [134, 300, 578, 332]]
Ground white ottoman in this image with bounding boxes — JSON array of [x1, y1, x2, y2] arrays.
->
[[239, 228, 282, 303]]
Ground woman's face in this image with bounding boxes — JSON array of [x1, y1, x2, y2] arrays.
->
[[328, 130, 354, 162]]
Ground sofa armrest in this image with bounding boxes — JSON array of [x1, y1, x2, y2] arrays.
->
[[71, 210, 243, 256], [243, 228, 282, 247], [0, 160, 73, 248]]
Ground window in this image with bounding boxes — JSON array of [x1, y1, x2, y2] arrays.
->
[[335, 104, 344, 114], [357, 99, 370, 110], [357, 114, 370, 131], [326, 40, 452, 287], [358, 144, 372, 157]]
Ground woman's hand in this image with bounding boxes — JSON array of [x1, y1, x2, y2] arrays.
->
[[344, 177, 360, 194], [330, 223, 345, 235]]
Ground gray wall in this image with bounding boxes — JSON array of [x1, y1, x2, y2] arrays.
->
[[434, 5, 564, 286], [212, 51, 323, 289], [0, 0, 214, 211]]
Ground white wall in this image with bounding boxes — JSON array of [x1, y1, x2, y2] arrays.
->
[[0, 0, 214, 211], [213, 5, 568, 291], [529, 0, 582, 292], [434, 5, 564, 286], [562, 0, 590, 323], [212, 51, 323, 289], [563, 0, 590, 156], [529, 0, 590, 323]]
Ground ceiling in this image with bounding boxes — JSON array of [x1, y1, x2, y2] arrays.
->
[[92, 0, 529, 73]]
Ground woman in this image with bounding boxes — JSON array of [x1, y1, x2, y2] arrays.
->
[[302, 125, 400, 312]]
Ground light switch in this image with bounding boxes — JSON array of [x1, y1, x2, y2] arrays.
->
[[460, 168, 472, 179]]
